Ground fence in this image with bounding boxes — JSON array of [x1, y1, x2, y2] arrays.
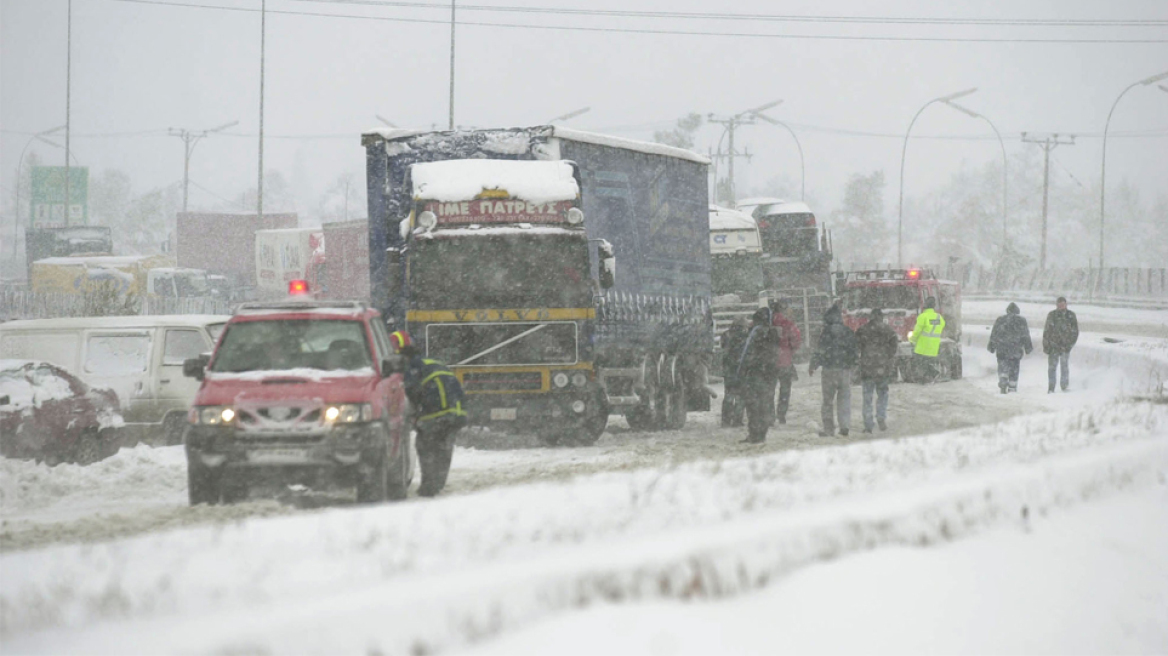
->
[[1, 289, 231, 321], [837, 263, 1168, 302]]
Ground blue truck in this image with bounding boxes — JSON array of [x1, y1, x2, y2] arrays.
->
[[361, 126, 712, 445]]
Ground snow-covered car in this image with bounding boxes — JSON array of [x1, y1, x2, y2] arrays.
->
[[0, 360, 123, 465]]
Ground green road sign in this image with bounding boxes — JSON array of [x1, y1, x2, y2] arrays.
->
[[30, 166, 89, 228]]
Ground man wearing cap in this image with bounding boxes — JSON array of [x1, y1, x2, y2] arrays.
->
[[1043, 296, 1079, 393], [770, 300, 802, 425], [390, 331, 467, 497], [909, 296, 945, 383], [855, 308, 899, 433]]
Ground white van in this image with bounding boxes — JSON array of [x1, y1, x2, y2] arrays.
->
[[0, 315, 228, 444]]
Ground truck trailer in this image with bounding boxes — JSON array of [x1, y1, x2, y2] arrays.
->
[[176, 212, 297, 293], [362, 126, 712, 445]]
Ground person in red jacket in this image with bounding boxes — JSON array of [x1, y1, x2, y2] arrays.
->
[[770, 300, 802, 425]]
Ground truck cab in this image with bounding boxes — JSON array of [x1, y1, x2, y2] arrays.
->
[[838, 268, 963, 381], [181, 297, 412, 505]]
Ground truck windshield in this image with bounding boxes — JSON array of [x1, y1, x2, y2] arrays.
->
[[210, 320, 372, 372], [711, 254, 763, 297], [842, 286, 921, 312], [411, 233, 591, 309], [757, 213, 818, 258]]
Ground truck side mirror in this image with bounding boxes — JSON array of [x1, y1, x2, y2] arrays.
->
[[597, 240, 616, 289], [183, 354, 211, 381], [381, 355, 406, 377]]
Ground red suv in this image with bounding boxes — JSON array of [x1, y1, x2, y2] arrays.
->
[[182, 300, 412, 505]]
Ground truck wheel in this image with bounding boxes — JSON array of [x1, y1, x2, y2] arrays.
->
[[220, 480, 249, 504], [163, 413, 187, 446], [657, 384, 687, 431], [578, 389, 609, 444], [386, 438, 409, 501], [951, 352, 963, 379], [357, 443, 389, 503], [624, 404, 655, 431], [536, 432, 562, 447], [72, 429, 104, 465], [188, 462, 219, 505]]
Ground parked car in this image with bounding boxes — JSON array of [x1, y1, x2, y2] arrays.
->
[[0, 315, 228, 445], [0, 360, 122, 465], [181, 298, 413, 505]]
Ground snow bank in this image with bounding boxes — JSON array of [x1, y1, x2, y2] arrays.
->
[[3, 403, 1167, 654], [412, 160, 579, 204]]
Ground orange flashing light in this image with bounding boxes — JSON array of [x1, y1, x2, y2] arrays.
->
[[907, 269, 921, 280], [288, 279, 310, 295]]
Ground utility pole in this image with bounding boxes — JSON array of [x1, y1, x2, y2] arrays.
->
[[168, 122, 238, 212], [258, 0, 266, 221], [707, 101, 781, 206], [1021, 132, 1075, 270], [448, 0, 456, 130], [65, 0, 72, 224]]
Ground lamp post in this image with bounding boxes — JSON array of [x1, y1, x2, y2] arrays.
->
[[897, 87, 977, 267], [375, 115, 397, 128], [12, 126, 67, 258], [168, 121, 238, 213], [752, 114, 805, 201], [549, 107, 591, 123], [1100, 70, 1168, 268], [941, 100, 1008, 252]]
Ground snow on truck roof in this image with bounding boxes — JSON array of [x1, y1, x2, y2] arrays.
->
[[363, 125, 710, 165], [33, 255, 160, 267], [709, 205, 757, 232], [0, 315, 228, 331], [412, 159, 580, 204]]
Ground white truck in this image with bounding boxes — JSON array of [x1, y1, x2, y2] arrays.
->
[[254, 227, 326, 297]]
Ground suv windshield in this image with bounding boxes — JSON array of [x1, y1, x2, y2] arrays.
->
[[842, 286, 921, 312], [412, 233, 591, 309], [210, 319, 372, 373]]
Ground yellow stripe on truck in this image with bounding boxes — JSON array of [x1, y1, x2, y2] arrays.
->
[[407, 308, 595, 322]]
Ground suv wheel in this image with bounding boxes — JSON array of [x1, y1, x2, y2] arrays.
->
[[72, 429, 104, 465], [357, 442, 389, 503], [188, 462, 220, 505], [386, 436, 409, 501]]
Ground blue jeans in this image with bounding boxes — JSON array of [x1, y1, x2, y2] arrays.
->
[[1048, 351, 1070, 390], [861, 379, 889, 431]]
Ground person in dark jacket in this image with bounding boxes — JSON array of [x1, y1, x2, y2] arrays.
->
[[1042, 296, 1079, 393], [391, 331, 467, 497], [987, 302, 1033, 393], [735, 307, 781, 444], [770, 300, 802, 425], [720, 317, 751, 427], [809, 304, 858, 437], [855, 308, 899, 434]]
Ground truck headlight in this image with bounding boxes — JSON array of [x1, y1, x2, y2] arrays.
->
[[325, 403, 373, 423], [571, 372, 588, 387], [553, 372, 570, 388], [196, 406, 235, 425], [417, 211, 437, 231], [566, 207, 584, 225]]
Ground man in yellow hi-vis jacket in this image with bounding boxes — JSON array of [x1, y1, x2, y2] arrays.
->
[[909, 296, 946, 383]]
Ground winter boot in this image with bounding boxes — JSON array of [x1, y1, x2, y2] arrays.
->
[[878, 419, 887, 431]]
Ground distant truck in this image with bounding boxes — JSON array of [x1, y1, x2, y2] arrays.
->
[[176, 212, 297, 293], [362, 126, 712, 445], [24, 226, 113, 280], [255, 228, 326, 298], [319, 219, 370, 301], [30, 254, 196, 298], [838, 268, 963, 381]]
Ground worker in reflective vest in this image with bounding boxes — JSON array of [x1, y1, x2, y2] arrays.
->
[[909, 297, 946, 383], [391, 330, 467, 497]]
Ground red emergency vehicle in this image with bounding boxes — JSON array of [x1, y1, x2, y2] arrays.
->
[[838, 268, 963, 382], [181, 281, 412, 505]]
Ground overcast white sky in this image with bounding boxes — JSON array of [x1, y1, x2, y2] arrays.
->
[[2, 0, 1166, 221]]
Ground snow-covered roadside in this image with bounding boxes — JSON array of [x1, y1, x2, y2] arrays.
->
[[962, 300, 1168, 338], [3, 402, 1166, 655], [466, 484, 1168, 655]]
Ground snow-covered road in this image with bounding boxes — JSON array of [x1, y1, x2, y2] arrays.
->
[[1, 301, 1166, 654]]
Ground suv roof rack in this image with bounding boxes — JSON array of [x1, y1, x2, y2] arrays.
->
[[234, 300, 368, 313]]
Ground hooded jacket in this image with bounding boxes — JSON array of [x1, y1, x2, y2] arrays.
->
[[810, 305, 858, 371], [988, 302, 1034, 360], [737, 307, 782, 380]]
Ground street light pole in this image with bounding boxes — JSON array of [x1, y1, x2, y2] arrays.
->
[[168, 121, 239, 213], [448, 0, 456, 130], [753, 114, 805, 201], [942, 101, 1007, 252], [258, 0, 266, 221], [65, 0, 73, 224], [897, 88, 977, 267], [1099, 70, 1168, 269], [549, 107, 591, 123]]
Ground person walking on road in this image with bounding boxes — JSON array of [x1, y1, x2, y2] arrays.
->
[[720, 317, 751, 427], [987, 303, 1033, 394], [770, 300, 802, 425], [735, 307, 781, 444], [809, 304, 858, 437], [909, 296, 946, 383], [391, 331, 467, 497], [1043, 296, 1079, 393], [856, 308, 899, 434]]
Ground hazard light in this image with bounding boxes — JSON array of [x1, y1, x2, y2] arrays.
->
[[288, 279, 310, 295], [907, 269, 921, 280]]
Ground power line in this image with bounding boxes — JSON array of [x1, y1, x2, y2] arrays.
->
[[101, 0, 1168, 44], [294, 0, 1168, 28]]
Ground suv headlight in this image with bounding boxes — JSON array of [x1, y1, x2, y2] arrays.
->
[[324, 403, 373, 423], [195, 406, 235, 425]]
